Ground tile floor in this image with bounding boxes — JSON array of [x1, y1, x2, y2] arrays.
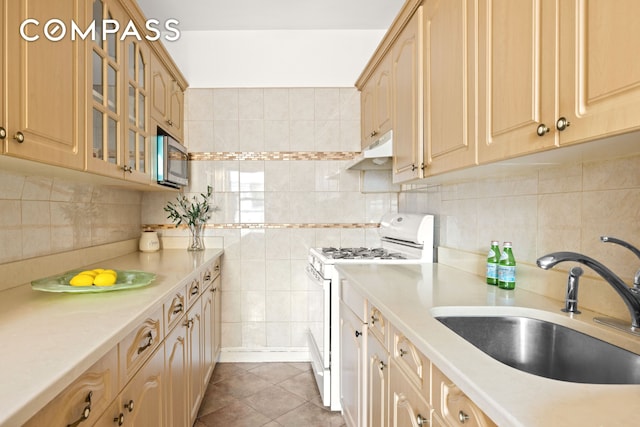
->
[[195, 362, 346, 427]]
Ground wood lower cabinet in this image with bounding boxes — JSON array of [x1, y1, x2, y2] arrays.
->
[[24, 256, 222, 427], [389, 359, 432, 427], [340, 300, 367, 427], [4, 0, 86, 169], [165, 315, 189, 427], [95, 344, 165, 427], [23, 348, 118, 427], [340, 280, 496, 427], [432, 366, 496, 427], [367, 332, 389, 427]]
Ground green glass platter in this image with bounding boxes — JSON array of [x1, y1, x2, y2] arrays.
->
[[31, 269, 157, 293]]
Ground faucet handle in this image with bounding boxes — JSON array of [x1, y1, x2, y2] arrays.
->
[[600, 236, 640, 260], [600, 236, 640, 287], [562, 266, 583, 314]]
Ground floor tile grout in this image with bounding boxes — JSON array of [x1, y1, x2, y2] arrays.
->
[[195, 362, 346, 427]]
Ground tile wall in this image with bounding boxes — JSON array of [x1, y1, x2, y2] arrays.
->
[[0, 169, 142, 265], [400, 153, 640, 283], [141, 88, 399, 357]]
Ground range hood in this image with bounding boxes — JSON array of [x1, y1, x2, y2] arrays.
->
[[346, 130, 393, 170]]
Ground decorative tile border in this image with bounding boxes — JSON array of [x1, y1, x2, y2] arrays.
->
[[144, 223, 380, 230], [189, 151, 360, 161]]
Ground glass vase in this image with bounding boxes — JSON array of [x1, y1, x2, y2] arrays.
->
[[187, 222, 205, 251]]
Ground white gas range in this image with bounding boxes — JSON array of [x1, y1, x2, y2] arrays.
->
[[306, 213, 435, 410]]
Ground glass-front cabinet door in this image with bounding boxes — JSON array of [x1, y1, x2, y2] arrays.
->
[[124, 38, 150, 184], [87, 0, 150, 183]]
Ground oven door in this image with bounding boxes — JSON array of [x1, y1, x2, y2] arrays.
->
[[306, 264, 331, 405]]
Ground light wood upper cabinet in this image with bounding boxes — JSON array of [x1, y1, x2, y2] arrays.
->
[[477, 0, 558, 164], [0, 0, 5, 145], [391, 6, 424, 183], [151, 52, 184, 141], [424, 0, 477, 176], [360, 55, 393, 150], [87, 0, 153, 184], [558, 0, 640, 145], [4, 0, 86, 169]]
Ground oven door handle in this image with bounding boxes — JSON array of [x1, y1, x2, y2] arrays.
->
[[306, 265, 325, 285]]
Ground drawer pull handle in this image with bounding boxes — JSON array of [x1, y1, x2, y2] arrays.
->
[[214, 265, 220, 272], [124, 399, 134, 412], [113, 413, 125, 426], [137, 332, 154, 354], [184, 318, 194, 328], [536, 124, 550, 136], [399, 348, 408, 357], [556, 116, 571, 131], [191, 285, 199, 296], [204, 272, 212, 281], [416, 413, 428, 426], [458, 410, 470, 423], [13, 131, 24, 143], [379, 361, 386, 371], [66, 391, 92, 427], [172, 303, 184, 314], [370, 315, 379, 324], [355, 330, 362, 338]]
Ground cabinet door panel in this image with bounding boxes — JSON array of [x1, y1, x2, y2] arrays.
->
[[424, 0, 476, 175], [120, 345, 165, 427], [392, 8, 424, 183], [340, 301, 366, 427], [367, 334, 388, 427], [389, 360, 431, 427], [477, 0, 557, 162], [6, 0, 85, 169], [165, 322, 189, 427], [559, 0, 640, 144]]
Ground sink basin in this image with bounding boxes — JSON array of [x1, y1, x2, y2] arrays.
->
[[436, 315, 640, 384]]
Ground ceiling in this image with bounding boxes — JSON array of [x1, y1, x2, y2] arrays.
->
[[135, 0, 406, 31]]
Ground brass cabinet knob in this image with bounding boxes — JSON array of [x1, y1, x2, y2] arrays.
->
[[556, 117, 571, 131], [0, 127, 6, 139], [13, 131, 24, 143], [536, 124, 550, 136]]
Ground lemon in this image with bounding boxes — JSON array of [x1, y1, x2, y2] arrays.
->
[[103, 269, 117, 279], [92, 268, 105, 274], [93, 273, 117, 287], [69, 274, 94, 287], [77, 270, 98, 278]]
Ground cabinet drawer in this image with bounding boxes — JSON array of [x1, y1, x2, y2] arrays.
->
[[432, 365, 497, 427], [185, 276, 202, 308], [341, 280, 367, 321], [367, 302, 388, 350], [24, 347, 118, 427], [391, 325, 430, 398], [201, 257, 221, 289], [119, 307, 163, 388], [164, 285, 187, 335]]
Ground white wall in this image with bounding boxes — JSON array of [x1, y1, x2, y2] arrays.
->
[[164, 30, 386, 88]]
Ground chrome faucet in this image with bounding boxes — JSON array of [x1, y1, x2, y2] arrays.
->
[[536, 251, 640, 328]]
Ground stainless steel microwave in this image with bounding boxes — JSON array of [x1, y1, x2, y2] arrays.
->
[[156, 133, 188, 188]]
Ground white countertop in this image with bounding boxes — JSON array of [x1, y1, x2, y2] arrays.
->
[[0, 248, 223, 427], [336, 263, 640, 427]]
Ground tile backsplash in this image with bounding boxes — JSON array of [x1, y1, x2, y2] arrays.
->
[[142, 87, 399, 358], [0, 170, 142, 265]]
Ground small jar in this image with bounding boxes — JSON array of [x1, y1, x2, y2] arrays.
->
[[139, 230, 160, 252]]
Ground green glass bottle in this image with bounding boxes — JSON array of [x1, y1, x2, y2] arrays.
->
[[486, 240, 500, 285], [498, 242, 516, 290]]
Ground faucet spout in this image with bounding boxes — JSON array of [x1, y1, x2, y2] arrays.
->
[[536, 251, 640, 328]]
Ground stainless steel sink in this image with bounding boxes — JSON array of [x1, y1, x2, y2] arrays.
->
[[436, 315, 640, 384]]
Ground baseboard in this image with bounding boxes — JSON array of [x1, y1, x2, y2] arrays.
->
[[219, 347, 310, 363]]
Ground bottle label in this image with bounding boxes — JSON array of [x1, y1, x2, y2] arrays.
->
[[498, 265, 516, 283], [486, 262, 498, 280]]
